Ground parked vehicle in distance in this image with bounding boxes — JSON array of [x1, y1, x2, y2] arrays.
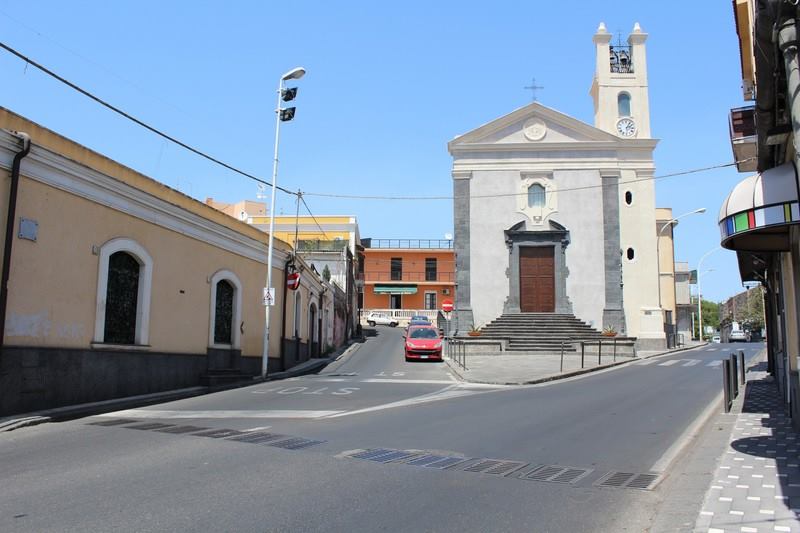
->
[[729, 330, 747, 342], [404, 325, 443, 362], [712, 335, 721, 343], [406, 314, 432, 331], [366, 312, 398, 327]]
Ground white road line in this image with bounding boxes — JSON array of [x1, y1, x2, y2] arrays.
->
[[361, 379, 457, 385], [707, 348, 718, 352], [304, 378, 349, 382], [324, 388, 480, 418], [707, 360, 723, 367], [635, 360, 657, 365], [99, 409, 344, 419], [658, 360, 680, 367], [681, 359, 701, 367]]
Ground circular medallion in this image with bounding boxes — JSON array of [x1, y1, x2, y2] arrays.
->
[[523, 118, 547, 141]]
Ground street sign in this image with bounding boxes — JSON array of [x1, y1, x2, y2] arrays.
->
[[287, 272, 300, 290], [263, 287, 275, 306], [442, 299, 454, 313]]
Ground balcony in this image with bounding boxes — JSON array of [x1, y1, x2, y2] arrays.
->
[[729, 105, 757, 173], [361, 238, 453, 249], [364, 271, 455, 283], [296, 239, 348, 252]]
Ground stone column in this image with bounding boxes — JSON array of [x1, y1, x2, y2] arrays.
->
[[601, 173, 626, 334], [453, 170, 474, 333]]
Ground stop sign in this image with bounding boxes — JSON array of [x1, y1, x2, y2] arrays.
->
[[442, 299, 454, 313]]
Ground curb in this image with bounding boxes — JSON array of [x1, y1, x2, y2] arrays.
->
[[444, 342, 710, 386], [0, 339, 362, 433]]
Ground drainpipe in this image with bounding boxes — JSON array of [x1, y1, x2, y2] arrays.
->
[[0, 132, 31, 350]]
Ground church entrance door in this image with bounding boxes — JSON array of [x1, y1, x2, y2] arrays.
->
[[519, 246, 555, 312]]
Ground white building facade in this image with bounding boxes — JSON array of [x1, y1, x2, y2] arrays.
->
[[450, 23, 665, 349]]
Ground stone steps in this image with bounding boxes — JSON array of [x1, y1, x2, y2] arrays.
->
[[479, 313, 607, 352]]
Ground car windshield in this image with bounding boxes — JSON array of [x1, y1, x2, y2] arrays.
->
[[409, 328, 438, 339]]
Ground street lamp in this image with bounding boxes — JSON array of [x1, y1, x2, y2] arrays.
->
[[657, 208, 706, 310], [696, 246, 721, 341], [262, 66, 306, 378]]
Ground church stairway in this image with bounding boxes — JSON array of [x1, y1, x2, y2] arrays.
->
[[479, 313, 607, 352]]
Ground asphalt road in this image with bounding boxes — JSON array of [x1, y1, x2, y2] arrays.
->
[[0, 330, 764, 533]]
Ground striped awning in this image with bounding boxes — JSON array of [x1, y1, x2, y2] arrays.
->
[[373, 285, 418, 295], [718, 161, 799, 251]]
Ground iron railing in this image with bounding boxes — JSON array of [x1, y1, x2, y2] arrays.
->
[[365, 271, 455, 282], [362, 239, 453, 249]]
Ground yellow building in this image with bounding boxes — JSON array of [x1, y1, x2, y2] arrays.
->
[[0, 107, 332, 416]]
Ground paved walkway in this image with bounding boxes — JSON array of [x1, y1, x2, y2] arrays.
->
[[695, 362, 800, 532], [443, 344, 702, 385]]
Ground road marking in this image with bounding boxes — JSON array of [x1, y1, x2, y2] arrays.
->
[[635, 359, 657, 365], [707, 348, 718, 352], [324, 387, 484, 418], [707, 360, 723, 367], [244, 426, 272, 432], [99, 409, 344, 419], [362, 379, 456, 385], [681, 359, 701, 366], [447, 372, 457, 382], [658, 360, 680, 367]]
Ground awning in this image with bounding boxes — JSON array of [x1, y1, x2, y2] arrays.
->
[[373, 285, 418, 295], [718, 161, 800, 251]]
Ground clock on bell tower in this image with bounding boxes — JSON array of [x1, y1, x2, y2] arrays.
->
[[590, 22, 651, 139]]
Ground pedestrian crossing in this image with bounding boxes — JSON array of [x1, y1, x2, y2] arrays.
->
[[634, 358, 726, 368]]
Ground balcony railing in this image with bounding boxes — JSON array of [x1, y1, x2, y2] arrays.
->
[[297, 239, 348, 252], [362, 238, 453, 249], [364, 271, 455, 283]]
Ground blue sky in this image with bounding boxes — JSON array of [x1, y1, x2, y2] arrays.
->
[[0, 1, 746, 302]]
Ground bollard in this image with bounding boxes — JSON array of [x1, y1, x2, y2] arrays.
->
[[729, 354, 739, 398], [722, 359, 731, 413], [613, 338, 617, 362], [560, 341, 564, 373], [581, 342, 585, 368], [598, 340, 602, 365], [738, 350, 745, 384]]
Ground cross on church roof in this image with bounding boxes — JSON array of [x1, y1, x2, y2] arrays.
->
[[524, 77, 544, 102]]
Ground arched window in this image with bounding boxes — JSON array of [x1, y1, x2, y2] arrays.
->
[[93, 238, 153, 346], [527, 183, 546, 208], [208, 270, 243, 348], [618, 93, 631, 117], [293, 292, 302, 338]]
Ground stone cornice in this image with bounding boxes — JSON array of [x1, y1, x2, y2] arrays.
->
[[0, 131, 289, 267], [449, 139, 658, 154]]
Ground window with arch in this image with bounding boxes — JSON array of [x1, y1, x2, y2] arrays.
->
[[208, 270, 242, 348], [527, 183, 546, 208], [94, 238, 153, 346], [293, 292, 302, 338], [618, 93, 631, 117]]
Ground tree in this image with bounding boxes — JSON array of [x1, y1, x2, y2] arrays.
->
[[694, 298, 720, 339], [740, 287, 765, 331], [322, 264, 331, 282]]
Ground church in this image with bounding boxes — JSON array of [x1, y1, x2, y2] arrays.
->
[[449, 23, 665, 350]]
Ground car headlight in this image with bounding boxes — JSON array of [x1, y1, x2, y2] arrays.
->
[[433, 341, 442, 349], [406, 342, 418, 348]]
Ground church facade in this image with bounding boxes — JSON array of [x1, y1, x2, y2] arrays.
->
[[449, 23, 665, 349]]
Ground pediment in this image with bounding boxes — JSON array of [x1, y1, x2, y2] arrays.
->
[[448, 102, 622, 152]]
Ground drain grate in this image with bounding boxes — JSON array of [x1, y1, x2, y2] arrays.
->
[[522, 465, 592, 484], [464, 459, 504, 473], [365, 450, 417, 463], [405, 454, 447, 466], [228, 432, 287, 444], [87, 419, 136, 427], [486, 461, 528, 476], [350, 448, 396, 460], [192, 428, 244, 439], [596, 471, 660, 490], [126, 422, 176, 431], [154, 425, 209, 434], [424, 456, 469, 469], [269, 437, 325, 450]]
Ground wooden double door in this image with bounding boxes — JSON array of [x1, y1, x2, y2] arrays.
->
[[519, 246, 555, 313]]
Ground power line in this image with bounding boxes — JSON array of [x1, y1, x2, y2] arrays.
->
[[300, 193, 331, 241], [0, 40, 297, 197], [303, 160, 747, 201]]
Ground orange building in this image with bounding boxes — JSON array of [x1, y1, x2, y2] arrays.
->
[[361, 239, 455, 313]]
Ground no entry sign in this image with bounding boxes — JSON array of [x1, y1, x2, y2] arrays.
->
[[442, 299, 454, 313], [287, 272, 300, 290]]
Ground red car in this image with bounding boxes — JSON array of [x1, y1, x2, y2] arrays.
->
[[404, 325, 443, 362]]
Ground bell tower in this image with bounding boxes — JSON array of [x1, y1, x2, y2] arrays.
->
[[590, 22, 651, 139]]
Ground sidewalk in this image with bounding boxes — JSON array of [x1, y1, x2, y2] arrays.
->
[[443, 343, 703, 385], [694, 361, 800, 532]]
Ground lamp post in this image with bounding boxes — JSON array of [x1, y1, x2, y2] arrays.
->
[[657, 208, 706, 311], [696, 246, 721, 341], [262, 66, 306, 379]]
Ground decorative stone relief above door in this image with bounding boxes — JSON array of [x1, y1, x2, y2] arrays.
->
[[518, 173, 557, 226]]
